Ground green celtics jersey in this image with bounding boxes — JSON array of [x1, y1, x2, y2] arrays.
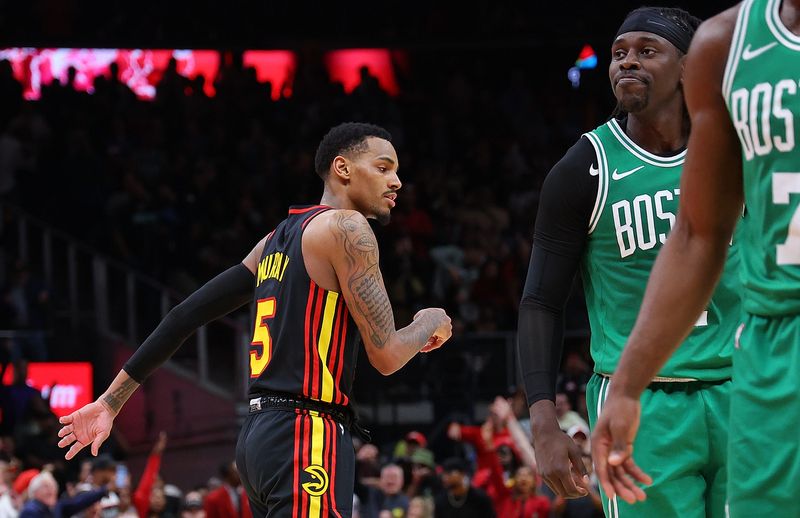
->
[[724, 0, 800, 316], [582, 119, 740, 379]]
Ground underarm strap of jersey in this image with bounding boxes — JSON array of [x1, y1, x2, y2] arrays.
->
[[123, 263, 255, 383]]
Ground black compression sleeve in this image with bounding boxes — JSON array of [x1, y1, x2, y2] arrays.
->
[[518, 137, 598, 407], [123, 263, 255, 383]]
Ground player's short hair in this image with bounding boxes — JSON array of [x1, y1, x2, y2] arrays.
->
[[314, 122, 392, 180]]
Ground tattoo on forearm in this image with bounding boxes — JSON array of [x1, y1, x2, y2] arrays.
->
[[334, 213, 395, 348], [410, 313, 437, 347], [103, 378, 139, 413]]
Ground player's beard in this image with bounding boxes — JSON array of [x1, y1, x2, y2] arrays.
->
[[376, 209, 391, 225], [618, 89, 649, 114]]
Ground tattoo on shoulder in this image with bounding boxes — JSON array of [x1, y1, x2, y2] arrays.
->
[[103, 378, 139, 413], [333, 212, 393, 348]]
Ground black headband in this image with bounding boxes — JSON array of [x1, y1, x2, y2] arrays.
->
[[615, 9, 693, 54]]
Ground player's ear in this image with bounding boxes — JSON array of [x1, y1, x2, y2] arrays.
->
[[332, 156, 350, 183]]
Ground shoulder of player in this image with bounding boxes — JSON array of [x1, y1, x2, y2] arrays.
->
[[691, 5, 740, 58], [304, 209, 377, 255], [542, 136, 597, 198], [242, 234, 271, 273], [548, 136, 596, 178]]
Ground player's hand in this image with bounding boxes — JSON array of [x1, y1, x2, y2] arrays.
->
[[413, 308, 452, 352], [447, 422, 462, 441], [591, 392, 652, 504], [58, 400, 116, 460], [533, 419, 590, 499], [490, 396, 513, 424], [153, 431, 168, 454]]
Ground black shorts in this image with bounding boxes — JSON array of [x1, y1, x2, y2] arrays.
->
[[235, 407, 355, 517]]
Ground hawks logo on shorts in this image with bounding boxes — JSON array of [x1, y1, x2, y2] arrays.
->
[[302, 465, 329, 496]]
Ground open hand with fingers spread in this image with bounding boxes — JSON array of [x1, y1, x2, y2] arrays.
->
[[57, 400, 116, 460], [590, 392, 652, 504]]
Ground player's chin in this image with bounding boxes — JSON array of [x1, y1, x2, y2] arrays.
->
[[617, 93, 648, 113], [375, 209, 392, 226]]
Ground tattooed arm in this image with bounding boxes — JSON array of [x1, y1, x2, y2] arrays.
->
[[327, 210, 452, 375]]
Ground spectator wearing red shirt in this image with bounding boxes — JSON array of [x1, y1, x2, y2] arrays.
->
[[204, 461, 251, 518], [487, 453, 551, 518], [133, 432, 166, 518]]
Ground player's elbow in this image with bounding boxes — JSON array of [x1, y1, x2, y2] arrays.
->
[[369, 354, 399, 376], [366, 348, 403, 376]]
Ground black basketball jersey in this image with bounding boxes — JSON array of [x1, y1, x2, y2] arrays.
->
[[248, 205, 361, 407]]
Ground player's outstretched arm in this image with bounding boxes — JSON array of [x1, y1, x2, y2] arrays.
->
[[327, 210, 452, 375], [58, 239, 263, 460], [592, 6, 743, 504]]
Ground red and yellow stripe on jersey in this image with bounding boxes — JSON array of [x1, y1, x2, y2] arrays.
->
[[303, 282, 352, 406]]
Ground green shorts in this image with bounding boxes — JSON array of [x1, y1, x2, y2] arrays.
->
[[587, 373, 729, 518], [728, 313, 800, 517]]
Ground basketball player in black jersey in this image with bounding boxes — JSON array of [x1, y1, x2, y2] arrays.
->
[[55, 122, 453, 517]]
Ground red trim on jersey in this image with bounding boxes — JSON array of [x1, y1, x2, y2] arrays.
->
[[329, 296, 344, 405], [310, 284, 324, 399], [330, 419, 342, 518], [321, 418, 331, 517], [288, 205, 330, 215], [265, 229, 275, 241], [303, 283, 315, 396], [292, 413, 302, 518], [301, 206, 331, 230], [334, 306, 350, 406], [300, 414, 310, 518]]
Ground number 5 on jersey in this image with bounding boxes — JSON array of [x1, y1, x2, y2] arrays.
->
[[250, 298, 276, 377]]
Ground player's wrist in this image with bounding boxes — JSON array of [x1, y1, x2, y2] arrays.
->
[[98, 395, 120, 417]]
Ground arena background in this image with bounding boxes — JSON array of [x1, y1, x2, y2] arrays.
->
[[0, 0, 734, 505]]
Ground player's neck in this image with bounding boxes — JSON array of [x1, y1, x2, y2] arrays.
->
[[319, 189, 357, 211], [782, 0, 800, 33], [626, 105, 687, 156]]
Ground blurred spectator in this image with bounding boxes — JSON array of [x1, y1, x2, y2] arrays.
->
[[447, 416, 515, 498], [21, 471, 108, 518], [181, 491, 205, 518], [355, 442, 381, 490], [87, 454, 120, 516], [19, 471, 55, 518], [567, 424, 591, 455], [0, 360, 43, 437], [363, 464, 408, 518], [433, 458, 494, 518], [404, 448, 439, 499], [486, 461, 550, 518], [133, 432, 166, 517], [555, 392, 589, 433], [392, 431, 426, 460], [116, 485, 138, 518], [2, 261, 50, 362], [406, 496, 433, 518], [203, 461, 250, 518], [0, 462, 18, 517], [489, 396, 537, 470]]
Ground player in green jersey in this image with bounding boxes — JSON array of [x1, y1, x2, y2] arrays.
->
[[593, 1, 800, 516], [517, 6, 741, 518]]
